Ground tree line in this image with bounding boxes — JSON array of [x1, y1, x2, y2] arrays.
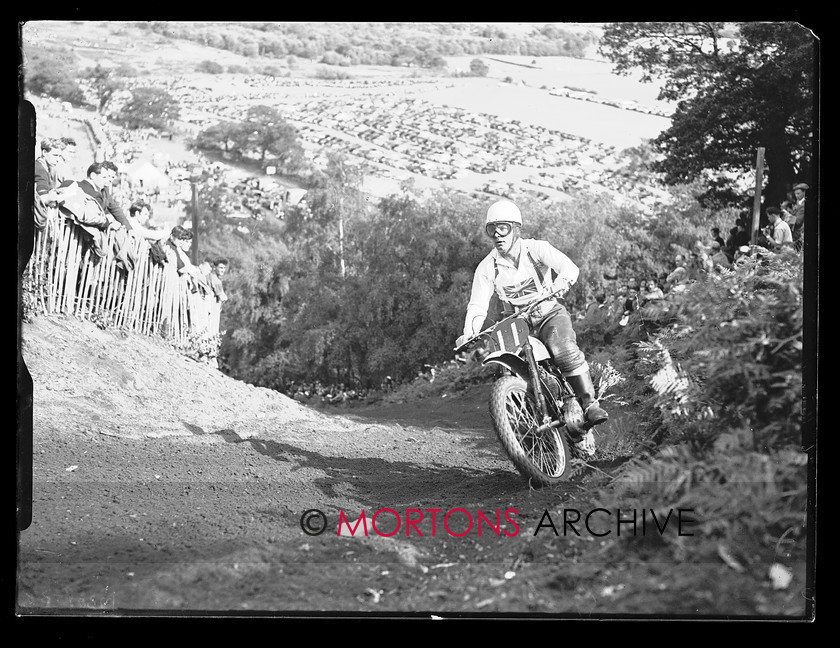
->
[[136, 21, 596, 65]]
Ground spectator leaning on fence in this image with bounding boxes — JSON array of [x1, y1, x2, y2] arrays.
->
[[99, 161, 134, 229], [127, 200, 168, 240], [167, 227, 212, 328], [65, 162, 134, 231], [167, 226, 210, 293]]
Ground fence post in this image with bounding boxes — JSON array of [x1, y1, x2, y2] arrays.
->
[[750, 147, 765, 245]]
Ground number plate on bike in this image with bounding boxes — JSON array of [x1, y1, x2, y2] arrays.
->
[[485, 318, 530, 354]]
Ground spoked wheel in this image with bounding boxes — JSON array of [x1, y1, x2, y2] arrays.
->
[[489, 375, 571, 486]]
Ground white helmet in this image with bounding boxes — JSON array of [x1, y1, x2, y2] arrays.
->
[[485, 200, 522, 225]]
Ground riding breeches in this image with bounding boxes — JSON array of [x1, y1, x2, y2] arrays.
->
[[532, 305, 588, 377]]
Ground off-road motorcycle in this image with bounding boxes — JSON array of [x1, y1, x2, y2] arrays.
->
[[454, 288, 599, 487]]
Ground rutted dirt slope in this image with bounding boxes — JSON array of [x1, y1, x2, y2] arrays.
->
[[16, 315, 809, 617]]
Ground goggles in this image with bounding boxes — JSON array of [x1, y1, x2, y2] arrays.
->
[[485, 221, 514, 237]]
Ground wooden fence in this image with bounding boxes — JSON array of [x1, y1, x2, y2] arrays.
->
[[24, 212, 221, 344]]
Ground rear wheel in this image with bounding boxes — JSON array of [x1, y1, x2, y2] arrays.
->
[[489, 375, 570, 486]]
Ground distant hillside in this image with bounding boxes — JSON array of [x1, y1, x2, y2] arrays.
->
[[21, 20, 601, 76]]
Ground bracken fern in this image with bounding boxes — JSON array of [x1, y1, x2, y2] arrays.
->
[[592, 248, 808, 562]]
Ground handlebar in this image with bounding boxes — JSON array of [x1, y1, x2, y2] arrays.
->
[[453, 283, 570, 353]]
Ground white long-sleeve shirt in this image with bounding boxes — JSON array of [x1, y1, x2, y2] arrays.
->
[[463, 238, 579, 336]]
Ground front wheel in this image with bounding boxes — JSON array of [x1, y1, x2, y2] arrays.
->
[[489, 375, 571, 487]]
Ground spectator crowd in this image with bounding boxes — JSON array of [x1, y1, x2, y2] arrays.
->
[[575, 184, 810, 343], [31, 121, 231, 362]]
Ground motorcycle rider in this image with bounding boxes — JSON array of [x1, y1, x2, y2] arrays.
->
[[456, 199, 609, 432]]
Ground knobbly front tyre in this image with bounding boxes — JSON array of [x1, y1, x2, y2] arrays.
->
[[489, 375, 571, 487]]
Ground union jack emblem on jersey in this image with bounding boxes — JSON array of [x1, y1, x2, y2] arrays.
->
[[502, 277, 539, 301]]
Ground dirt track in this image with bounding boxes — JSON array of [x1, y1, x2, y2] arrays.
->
[[17, 315, 809, 617]]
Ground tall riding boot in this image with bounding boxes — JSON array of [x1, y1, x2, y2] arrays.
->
[[565, 372, 609, 426]]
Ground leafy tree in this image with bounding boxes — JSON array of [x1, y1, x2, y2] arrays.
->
[[240, 38, 259, 57], [117, 86, 181, 130], [22, 46, 85, 104], [242, 105, 304, 168], [428, 55, 448, 70], [599, 22, 816, 208], [215, 238, 295, 389], [349, 190, 496, 383], [469, 58, 489, 77], [192, 106, 304, 172], [315, 153, 367, 278], [218, 181, 708, 390], [321, 50, 348, 66], [415, 51, 448, 70], [193, 121, 251, 156], [84, 63, 124, 113]]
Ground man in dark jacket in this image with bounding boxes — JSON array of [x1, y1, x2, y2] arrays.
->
[[35, 138, 64, 198], [34, 139, 66, 229], [66, 162, 134, 231]]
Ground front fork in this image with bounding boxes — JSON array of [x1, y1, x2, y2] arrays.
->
[[523, 339, 551, 424]]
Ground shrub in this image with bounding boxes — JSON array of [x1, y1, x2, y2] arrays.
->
[[639, 249, 803, 449], [591, 247, 807, 564], [314, 67, 352, 80], [197, 60, 224, 74]]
